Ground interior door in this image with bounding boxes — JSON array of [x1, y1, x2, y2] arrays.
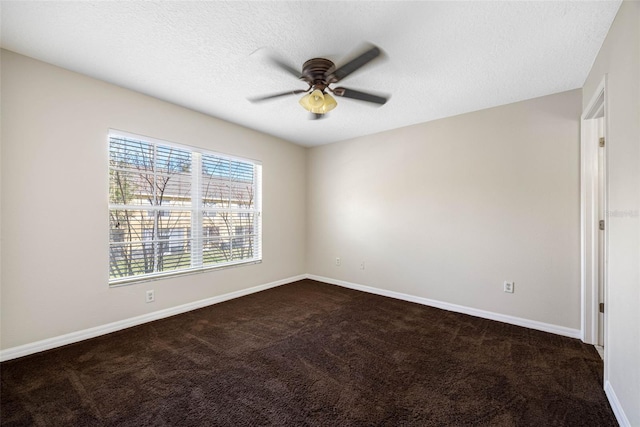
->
[[597, 116, 605, 349]]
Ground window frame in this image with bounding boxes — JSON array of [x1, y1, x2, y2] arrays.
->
[[108, 130, 262, 286]]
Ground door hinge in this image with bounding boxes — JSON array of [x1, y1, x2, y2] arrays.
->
[[599, 302, 605, 313], [599, 220, 605, 231], [599, 137, 605, 147]]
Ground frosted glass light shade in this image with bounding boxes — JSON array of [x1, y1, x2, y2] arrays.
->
[[308, 90, 324, 108], [322, 93, 337, 112], [299, 90, 338, 114]]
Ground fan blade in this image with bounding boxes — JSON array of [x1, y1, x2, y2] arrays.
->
[[328, 44, 382, 83], [332, 87, 388, 105], [249, 47, 301, 79], [267, 55, 302, 79], [248, 89, 308, 103]]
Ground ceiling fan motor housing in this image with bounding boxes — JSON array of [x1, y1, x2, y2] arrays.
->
[[301, 58, 336, 91]]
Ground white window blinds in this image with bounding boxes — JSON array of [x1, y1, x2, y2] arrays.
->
[[109, 131, 261, 285]]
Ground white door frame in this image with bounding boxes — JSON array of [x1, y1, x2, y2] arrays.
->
[[580, 76, 608, 358]]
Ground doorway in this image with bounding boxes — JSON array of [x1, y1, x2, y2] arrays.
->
[[581, 77, 607, 364]]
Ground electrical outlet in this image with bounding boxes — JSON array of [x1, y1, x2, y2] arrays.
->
[[360, 261, 365, 270], [336, 257, 341, 266], [146, 290, 155, 303], [503, 281, 514, 293]]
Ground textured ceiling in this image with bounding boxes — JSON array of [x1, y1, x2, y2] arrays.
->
[[1, 1, 621, 147]]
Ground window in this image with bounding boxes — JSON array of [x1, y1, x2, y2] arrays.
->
[[109, 131, 261, 285]]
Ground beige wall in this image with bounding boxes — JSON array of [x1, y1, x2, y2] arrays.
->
[[0, 50, 307, 349], [307, 90, 582, 329], [583, 1, 640, 425], [2, 8, 638, 418]]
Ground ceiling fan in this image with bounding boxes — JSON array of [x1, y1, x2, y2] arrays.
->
[[249, 44, 388, 119]]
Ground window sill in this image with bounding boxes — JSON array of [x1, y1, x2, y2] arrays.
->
[[109, 259, 262, 287]]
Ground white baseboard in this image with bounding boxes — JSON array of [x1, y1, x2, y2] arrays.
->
[[0, 274, 306, 362], [605, 381, 631, 427], [306, 274, 582, 339]]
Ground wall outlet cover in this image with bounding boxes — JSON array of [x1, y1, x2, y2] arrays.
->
[[504, 281, 514, 293]]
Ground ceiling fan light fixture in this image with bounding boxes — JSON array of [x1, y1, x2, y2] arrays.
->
[[299, 90, 338, 114], [309, 89, 325, 108], [322, 92, 337, 112]]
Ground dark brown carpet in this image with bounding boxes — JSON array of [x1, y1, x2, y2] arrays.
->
[[1, 279, 616, 426]]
